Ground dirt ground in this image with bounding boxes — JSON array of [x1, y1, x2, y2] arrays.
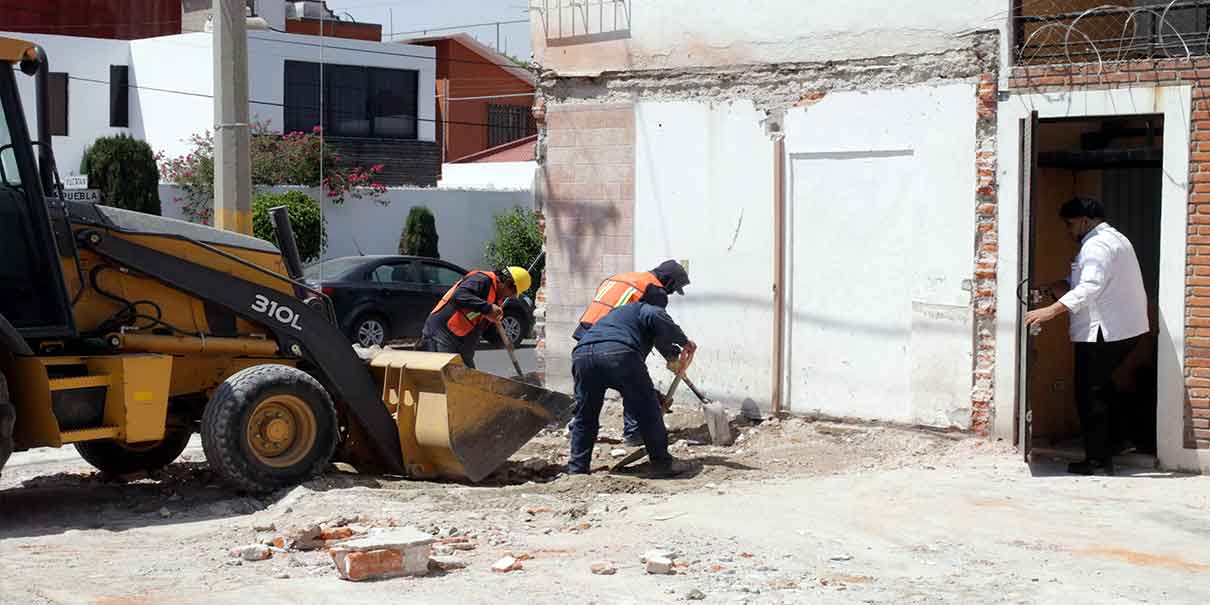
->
[[2, 405, 1208, 605]]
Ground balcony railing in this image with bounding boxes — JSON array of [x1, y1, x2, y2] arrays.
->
[[533, 0, 630, 43], [1015, 0, 1210, 66]]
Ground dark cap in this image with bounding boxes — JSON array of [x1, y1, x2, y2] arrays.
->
[[651, 260, 689, 295]]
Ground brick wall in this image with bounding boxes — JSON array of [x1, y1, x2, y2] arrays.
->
[[971, 72, 1000, 437], [536, 103, 636, 392], [1010, 59, 1208, 450]]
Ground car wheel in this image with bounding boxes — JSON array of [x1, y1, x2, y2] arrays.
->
[[351, 314, 388, 347], [500, 311, 527, 345]]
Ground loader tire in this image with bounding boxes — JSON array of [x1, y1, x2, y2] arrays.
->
[[74, 429, 192, 476], [0, 371, 14, 477], [201, 365, 337, 492]]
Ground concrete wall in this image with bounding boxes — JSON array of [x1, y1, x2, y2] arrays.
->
[[3, 30, 437, 175], [782, 84, 977, 427], [159, 186, 530, 270], [633, 100, 774, 411], [439, 161, 537, 190], [532, 0, 1007, 76]]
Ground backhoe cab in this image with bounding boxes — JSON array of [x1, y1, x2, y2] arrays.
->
[[0, 36, 572, 489]]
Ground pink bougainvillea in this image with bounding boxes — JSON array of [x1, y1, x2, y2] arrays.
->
[[157, 121, 388, 224]]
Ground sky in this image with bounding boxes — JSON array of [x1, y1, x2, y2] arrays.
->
[[324, 0, 534, 59]]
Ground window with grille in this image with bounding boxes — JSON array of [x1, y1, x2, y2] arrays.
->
[[487, 104, 535, 148], [284, 61, 419, 139]]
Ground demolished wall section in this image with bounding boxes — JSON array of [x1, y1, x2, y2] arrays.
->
[[536, 31, 1001, 425]]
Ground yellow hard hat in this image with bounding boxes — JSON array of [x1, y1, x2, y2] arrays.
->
[[507, 266, 532, 293]]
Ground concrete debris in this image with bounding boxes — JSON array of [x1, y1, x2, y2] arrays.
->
[[590, 561, 617, 575], [815, 423, 867, 438], [441, 536, 477, 551], [642, 549, 681, 563], [526, 506, 554, 515], [686, 589, 706, 600], [609, 448, 628, 458], [433, 544, 455, 556], [229, 544, 272, 562], [645, 556, 674, 575], [491, 556, 523, 573], [329, 527, 437, 582], [281, 524, 323, 551], [429, 556, 467, 572]]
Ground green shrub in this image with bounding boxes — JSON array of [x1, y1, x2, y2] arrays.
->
[[485, 205, 543, 295], [251, 191, 326, 263], [80, 135, 160, 215], [399, 206, 440, 258]]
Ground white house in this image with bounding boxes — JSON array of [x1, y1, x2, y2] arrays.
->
[[2, 28, 438, 185]]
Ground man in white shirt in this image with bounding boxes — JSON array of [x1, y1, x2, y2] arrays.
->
[[1025, 197, 1149, 476]]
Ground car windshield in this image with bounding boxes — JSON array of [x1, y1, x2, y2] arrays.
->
[[303, 257, 366, 281]]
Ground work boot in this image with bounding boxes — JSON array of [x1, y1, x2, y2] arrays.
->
[[647, 456, 692, 479]]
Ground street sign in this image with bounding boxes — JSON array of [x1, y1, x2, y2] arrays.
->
[[63, 175, 89, 190], [63, 189, 102, 203]]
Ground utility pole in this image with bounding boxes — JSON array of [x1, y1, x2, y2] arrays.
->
[[213, 0, 252, 235]]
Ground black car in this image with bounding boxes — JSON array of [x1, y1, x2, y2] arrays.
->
[[304, 255, 535, 348]]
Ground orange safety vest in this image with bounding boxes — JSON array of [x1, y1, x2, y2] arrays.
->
[[431, 270, 499, 337], [578, 271, 663, 326]]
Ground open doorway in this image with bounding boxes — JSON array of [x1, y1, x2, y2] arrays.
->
[[1023, 115, 1162, 462]]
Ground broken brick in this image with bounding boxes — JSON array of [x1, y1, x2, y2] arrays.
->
[[330, 549, 408, 581], [492, 556, 523, 573], [229, 544, 272, 561], [590, 561, 617, 575], [429, 555, 467, 571], [645, 556, 674, 575], [328, 527, 436, 581], [321, 527, 356, 542]]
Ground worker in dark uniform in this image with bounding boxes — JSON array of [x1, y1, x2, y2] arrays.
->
[[570, 260, 690, 446], [568, 300, 696, 479], [417, 266, 531, 369]]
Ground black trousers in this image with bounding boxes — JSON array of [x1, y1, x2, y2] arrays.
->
[[1074, 331, 1141, 462], [415, 327, 480, 369]]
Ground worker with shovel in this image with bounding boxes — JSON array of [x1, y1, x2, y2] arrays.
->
[[567, 299, 696, 478], [417, 266, 532, 369], [570, 260, 691, 446]]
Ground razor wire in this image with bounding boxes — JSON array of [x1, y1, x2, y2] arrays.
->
[[1015, 1, 1210, 70]]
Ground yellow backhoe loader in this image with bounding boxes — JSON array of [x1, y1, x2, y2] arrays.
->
[[0, 37, 571, 491]]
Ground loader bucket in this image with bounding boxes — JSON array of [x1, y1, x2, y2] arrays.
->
[[367, 350, 575, 482]]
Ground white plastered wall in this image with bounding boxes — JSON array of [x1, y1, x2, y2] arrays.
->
[[633, 100, 774, 412], [996, 86, 1209, 473], [781, 84, 978, 427]]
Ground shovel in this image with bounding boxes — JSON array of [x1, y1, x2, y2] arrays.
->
[[681, 375, 733, 446], [610, 370, 731, 473], [494, 321, 546, 387], [495, 322, 526, 379]]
